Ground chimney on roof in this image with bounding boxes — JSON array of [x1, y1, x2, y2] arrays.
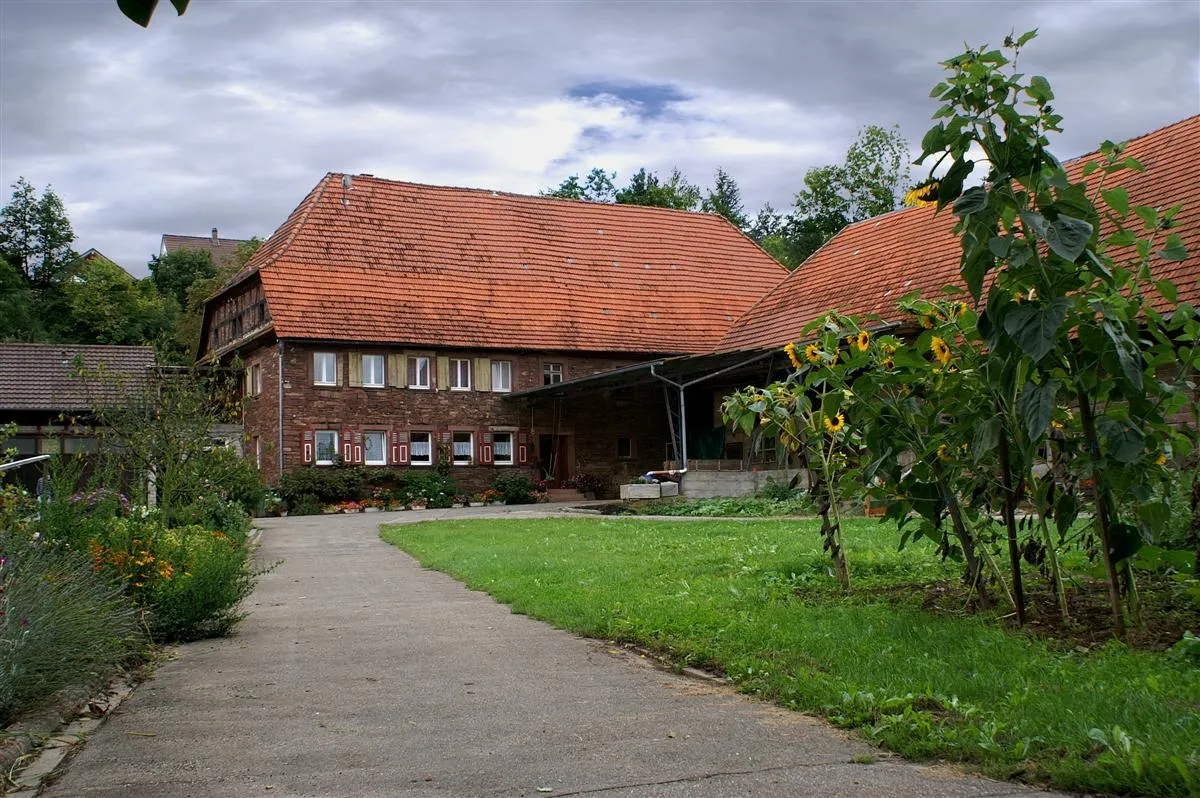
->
[[211, 227, 219, 245]]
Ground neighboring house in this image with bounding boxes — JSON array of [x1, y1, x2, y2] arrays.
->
[[160, 228, 252, 269], [197, 175, 788, 489], [0, 343, 156, 493], [201, 114, 1200, 494], [79, 248, 137, 280]]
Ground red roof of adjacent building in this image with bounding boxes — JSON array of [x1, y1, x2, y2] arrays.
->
[[718, 114, 1200, 353], [212, 176, 788, 355], [161, 231, 252, 269]]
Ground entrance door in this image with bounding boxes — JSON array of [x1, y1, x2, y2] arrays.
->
[[537, 434, 572, 488]]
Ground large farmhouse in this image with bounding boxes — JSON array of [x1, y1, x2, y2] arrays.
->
[[200, 114, 1200, 494]]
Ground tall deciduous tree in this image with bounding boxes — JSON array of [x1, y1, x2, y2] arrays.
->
[[776, 125, 911, 269], [149, 248, 218, 308], [543, 168, 617, 203], [60, 256, 173, 346], [0, 177, 77, 286], [615, 168, 701, 211]]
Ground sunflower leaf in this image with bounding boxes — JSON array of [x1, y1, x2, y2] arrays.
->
[[1002, 298, 1069, 362], [1045, 215, 1093, 262]]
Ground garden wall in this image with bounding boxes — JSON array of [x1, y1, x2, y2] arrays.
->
[[681, 468, 809, 499]]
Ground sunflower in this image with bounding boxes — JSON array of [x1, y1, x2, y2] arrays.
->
[[855, 330, 871, 352], [804, 343, 822, 364], [784, 341, 803, 370], [930, 336, 951, 366], [937, 444, 952, 461], [880, 357, 894, 370], [920, 315, 935, 329], [1155, 452, 1168, 466], [952, 301, 969, 319], [904, 178, 940, 208], [823, 412, 845, 434]]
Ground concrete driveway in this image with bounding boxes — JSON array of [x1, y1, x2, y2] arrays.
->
[[44, 507, 1060, 797]]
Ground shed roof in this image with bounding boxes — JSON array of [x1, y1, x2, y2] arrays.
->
[[0, 344, 156, 412]]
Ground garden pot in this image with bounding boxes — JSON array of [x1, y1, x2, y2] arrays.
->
[[469, 502, 484, 507]]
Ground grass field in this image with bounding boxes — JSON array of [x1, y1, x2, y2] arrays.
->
[[381, 516, 1199, 796]]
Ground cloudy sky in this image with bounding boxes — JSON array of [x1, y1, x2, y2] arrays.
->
[[1, 0, 1197, 276]]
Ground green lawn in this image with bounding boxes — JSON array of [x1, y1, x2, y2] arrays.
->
[[381, 516, 1199, 796]]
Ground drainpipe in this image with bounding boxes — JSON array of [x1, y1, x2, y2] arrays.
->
[[277, 340, 285, 480]]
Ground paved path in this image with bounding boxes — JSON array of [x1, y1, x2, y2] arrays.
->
[[46, 507, 1060, 797]]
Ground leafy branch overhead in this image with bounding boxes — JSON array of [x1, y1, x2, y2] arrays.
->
[[117, 0, 190, 27]]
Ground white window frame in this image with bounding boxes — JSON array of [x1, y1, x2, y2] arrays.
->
[[408, 356, 430, 390], [362, 354, 385, 388], [314, 352, 337, 386], [315, 430, 338, 466], [363, 430, 387, 466], [491, 360, 512, 393], [543, 362, 563, 385], [410, 431, 433, 466], [246, 363, 262, 397], [452, 431, 474, 465], [450, 358, 472, 391], [492, 431, 514, 466]]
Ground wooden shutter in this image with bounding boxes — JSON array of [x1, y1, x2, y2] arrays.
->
[[353, 431, 363, 464], [479, 430, 492, 465], [348, 352, 362, 387], [388, 354, 404, 388], [335, 353, 344, 387], [342, 429, 353, 463], [517, 431, 529, 465], [436, 356, 450, 391], [393, 431, 409, 465], [475, 358, 491, 392], [302, 430, 313, 464]]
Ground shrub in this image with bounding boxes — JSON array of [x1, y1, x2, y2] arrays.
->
[[403, 470, 458, 507], [279, 466, 364, 506], [490, 473, 539, 505], [758, 475, 804, 502], [174, 495, 251, 542], [0, 529, 143, 725], [190, 447, 268, 515], [288, 494, 323, 516], [148, 525, 255, 642]]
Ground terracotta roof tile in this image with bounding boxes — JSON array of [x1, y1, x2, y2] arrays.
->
[[162, 233, 252, 270], [718, 114, 1200, 352], [217, 177, 787, 354], [0, 344, 156, 411]]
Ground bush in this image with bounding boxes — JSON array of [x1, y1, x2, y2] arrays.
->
[[279, 466, 364, 506], [402, 470, 458, 507], [491, 473, 539, 505], [174, 495, 251, 541], [288, 494, 324, 516], [0, 529, 143, 725], [148, 524, 255, 642], [758, 475, 804, 502], [190, 447, 268, 515]]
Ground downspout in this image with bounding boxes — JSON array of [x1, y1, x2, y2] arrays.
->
[[277, 340, 285, 480]]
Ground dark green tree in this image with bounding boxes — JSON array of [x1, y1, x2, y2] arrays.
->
[[149, 248, 217, 308], [701, 168, 748, 229], [615, 168, 701, 210], [0, 257, 37, 340], [776, 124, 911, 269], [543, 168, 617, 203], [60, 256, 173, 346], [0, 177, 77, 286]]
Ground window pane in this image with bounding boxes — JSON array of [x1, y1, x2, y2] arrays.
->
[[491, 361, 511, 392], [493, 432, 513, 464], [364, 431, 386, 464], [315, 353, 336, 384], [452, 432, 473, 463], [363, 355, 384, 386], [543, 363, 562, 385], [411, 433, 431, 463], [451, 359, 471, 389], [315, 431, 337, 463], [408, 357, 430, 388]]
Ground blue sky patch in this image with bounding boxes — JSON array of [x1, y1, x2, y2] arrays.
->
[[567, 81, 690, 120]]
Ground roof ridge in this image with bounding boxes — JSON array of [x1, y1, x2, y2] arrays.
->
[[334, 172, 734, 220], [252, 173, 336, 276]]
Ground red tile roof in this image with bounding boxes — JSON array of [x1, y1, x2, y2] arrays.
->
[[0, 344, 156, 411], [718, 114, 1200, 353], [161, 233, 252, 269], [214, 176, 788, 355]]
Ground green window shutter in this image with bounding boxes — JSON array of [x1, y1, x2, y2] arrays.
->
[[348, 351, 362, 387], [436, 356, 450, 391], [388, 353, 404, 388], [474, 358, 491, 392]]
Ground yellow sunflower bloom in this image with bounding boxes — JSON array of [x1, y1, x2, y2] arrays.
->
[[1155, 452, 1168, 466], [855, 330, 871, 352], [804, 344, 822, 364], [952, 301, 969, 319], [904, 179, 940, 208], [784, 342, 803, 370], [930, 336, 951, 366], [823, 412, 845, 434], [937, 444, 952, 462]]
